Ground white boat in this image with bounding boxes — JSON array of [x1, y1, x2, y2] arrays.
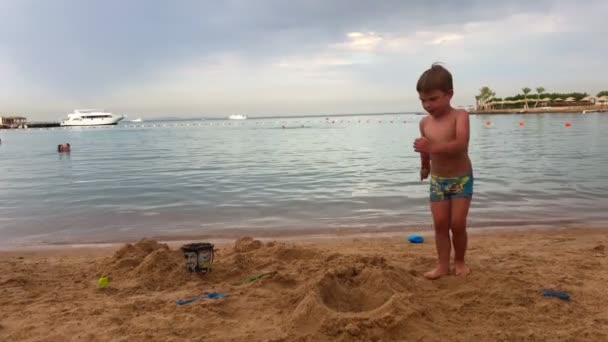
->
[[61, 109, 125, 126], [228, 114, 247, 120]]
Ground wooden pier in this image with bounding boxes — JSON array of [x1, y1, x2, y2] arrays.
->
[[26, 122, 61, 128]]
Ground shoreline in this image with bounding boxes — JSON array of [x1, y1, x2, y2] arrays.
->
[[2, 223, 606, 252], [471, 105, 607, 114]]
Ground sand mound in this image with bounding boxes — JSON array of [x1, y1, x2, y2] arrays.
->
[[268, 243, 318, 261], [222, 239, 321, 280], [114, 238, 169, 260], [132, 248, 187, 290], [102, 239, 193, 290], [234, 236, 263, 253], [318, 267, 394, 313], [231, 238, 318, 261], [288, 254, 418, 341]]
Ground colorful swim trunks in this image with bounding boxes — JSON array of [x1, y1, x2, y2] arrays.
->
[[430, 173, 473, 202]]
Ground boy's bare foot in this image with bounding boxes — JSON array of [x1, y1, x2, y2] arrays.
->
[[454, 262, 471, 277], [424, 267, 450, 280]]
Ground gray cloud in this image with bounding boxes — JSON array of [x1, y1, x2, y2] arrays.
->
[[1, 1, 555, 90]]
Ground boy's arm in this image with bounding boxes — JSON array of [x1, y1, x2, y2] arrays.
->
[[429, 111, 470, 154], [419, 119, 430, 169], [421, 152, 430, 168]]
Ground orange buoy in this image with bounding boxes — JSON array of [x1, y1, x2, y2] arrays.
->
[[565, 121, 571, 127], [485, 120, 491, 126], [519, 121, 524, 126]]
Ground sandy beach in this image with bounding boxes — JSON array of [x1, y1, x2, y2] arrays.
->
[[1, 227, 607, 341]]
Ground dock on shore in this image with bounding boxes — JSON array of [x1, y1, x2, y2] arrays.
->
[[27, 122, 61, 128]]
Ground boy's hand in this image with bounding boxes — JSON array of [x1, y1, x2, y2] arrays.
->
[[420, 168, 430, 181], [414, 137, 431, 153]]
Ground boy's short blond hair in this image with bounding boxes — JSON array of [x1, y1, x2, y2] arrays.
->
[[416, 63, 453, 93]]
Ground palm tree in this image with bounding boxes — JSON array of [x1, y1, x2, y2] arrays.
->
[[522, 87, 531, 109], [535, 86, 545, 107], [476, 86, 495, 110], [597, 91, 608, 97]]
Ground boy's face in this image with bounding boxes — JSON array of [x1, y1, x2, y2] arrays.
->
[[418, 89, 453, 116]]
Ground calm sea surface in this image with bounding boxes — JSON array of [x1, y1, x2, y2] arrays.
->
[[1, 113, 607, 246]]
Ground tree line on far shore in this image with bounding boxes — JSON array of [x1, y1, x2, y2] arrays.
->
[[476, 87, 608, 110]]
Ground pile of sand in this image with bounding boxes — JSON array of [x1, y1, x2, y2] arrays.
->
[[100, 238, 192, 291], [234, 236, 263, 253]]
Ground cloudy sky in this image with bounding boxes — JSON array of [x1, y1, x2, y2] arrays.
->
[[1, 0, 606, 120]]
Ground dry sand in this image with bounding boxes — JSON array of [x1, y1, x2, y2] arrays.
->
[[1, 228, 607, 341]]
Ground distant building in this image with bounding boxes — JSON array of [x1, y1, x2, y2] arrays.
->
[[0, 116, 27, 128]]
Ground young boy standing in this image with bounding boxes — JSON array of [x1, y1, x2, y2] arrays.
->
[[413, 63, 473, 280]]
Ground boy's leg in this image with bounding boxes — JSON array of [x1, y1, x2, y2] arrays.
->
[[450, 197, 472, 276], [425, 200, 451, 279]]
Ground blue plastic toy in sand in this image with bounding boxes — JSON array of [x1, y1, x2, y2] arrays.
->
[[408, 235, 424, 244], [176, 292, 226, 305], [542, 290, 570, 301]]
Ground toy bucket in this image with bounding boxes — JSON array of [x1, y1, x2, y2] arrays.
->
[[180, 242, 214, 273]]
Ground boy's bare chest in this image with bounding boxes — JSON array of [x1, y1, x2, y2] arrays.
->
[[424, 118, 456, 143]]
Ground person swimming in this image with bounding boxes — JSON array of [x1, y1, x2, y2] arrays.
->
[[57, 143, 71, 153]]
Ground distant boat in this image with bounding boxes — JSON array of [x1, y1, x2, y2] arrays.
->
[[228, 114, 247, 120], [130, 118, 143, 122], [60, 109, 124, 126]]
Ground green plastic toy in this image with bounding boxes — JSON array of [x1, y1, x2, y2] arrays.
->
[[98, 276, 109, 288]]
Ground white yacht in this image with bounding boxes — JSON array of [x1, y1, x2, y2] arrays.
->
[[61, 109, 125, 126], [228, 114, 247, 120]]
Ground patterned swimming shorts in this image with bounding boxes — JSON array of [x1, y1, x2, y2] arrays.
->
[[430, 173, 474, 202]]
